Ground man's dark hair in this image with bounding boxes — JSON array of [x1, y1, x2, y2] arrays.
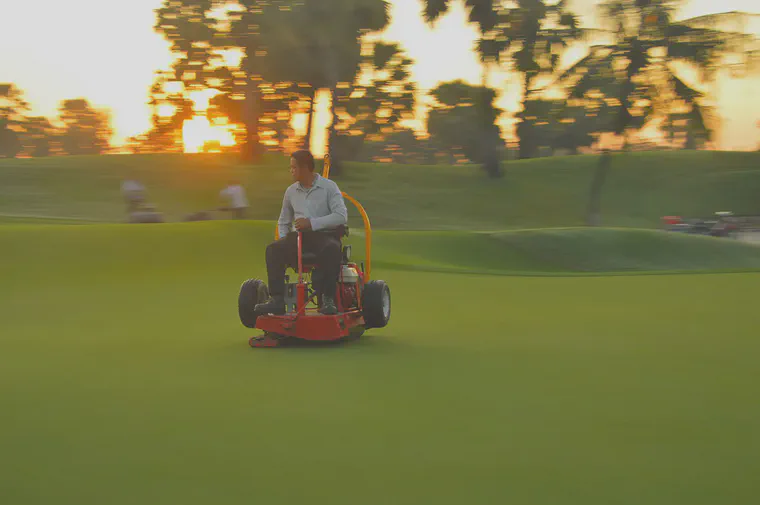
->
[[291, 150, 315, 172]]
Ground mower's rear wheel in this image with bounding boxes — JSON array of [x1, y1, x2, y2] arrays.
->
[[362, 280, 391, 329], [239, 279, 269, 328]]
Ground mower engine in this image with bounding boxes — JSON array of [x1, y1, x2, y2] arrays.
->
[[339, 264, 361, 309]]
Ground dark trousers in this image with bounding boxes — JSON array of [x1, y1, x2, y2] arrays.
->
[[265, 231, 342, 299]]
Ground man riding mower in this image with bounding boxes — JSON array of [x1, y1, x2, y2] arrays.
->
[[237, 151, 391, 348]]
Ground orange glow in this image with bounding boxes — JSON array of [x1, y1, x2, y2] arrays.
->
[[182, 116, 237, 153], [179, 88, 237, 153], [188, 88, 221, 112], [157, 104, 176, 117], [164, 81, 184, 94], [216, 48, 243, 68]]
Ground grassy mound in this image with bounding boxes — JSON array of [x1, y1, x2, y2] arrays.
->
[[374, 227, 760, 275], [1, 150, 759, 229], [4, 222, 760, 280]]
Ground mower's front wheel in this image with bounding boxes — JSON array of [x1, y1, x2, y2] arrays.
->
[[362, 280, 391, 329], [239, 279, 269, 328]]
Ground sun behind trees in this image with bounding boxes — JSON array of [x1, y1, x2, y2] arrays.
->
[[136, 0, 757, 171], [4, 1, 757, 166], [142, 0, 416, 169], [0, 84, 114, 158]]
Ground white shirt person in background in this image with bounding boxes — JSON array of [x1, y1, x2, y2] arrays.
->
[[219, 180, 250, 220], [121, 179, 145, 213]]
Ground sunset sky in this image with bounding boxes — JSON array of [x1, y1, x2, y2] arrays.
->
[[2, 0, 758, 154]]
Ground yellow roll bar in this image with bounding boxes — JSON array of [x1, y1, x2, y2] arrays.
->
[[274, 154, 373, 281], [323, 154, 332, 179], [341, 192, 372, 281]]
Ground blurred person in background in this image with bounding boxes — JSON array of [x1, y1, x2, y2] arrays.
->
[[219, 180, 250, 219], [121, 178, 146, 213]]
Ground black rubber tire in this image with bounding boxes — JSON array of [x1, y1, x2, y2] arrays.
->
[[362, 280, 391, 329], [239, 279, 269, 328]]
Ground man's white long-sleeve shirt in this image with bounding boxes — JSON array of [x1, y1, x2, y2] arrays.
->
[[277, 174, 348, 239]]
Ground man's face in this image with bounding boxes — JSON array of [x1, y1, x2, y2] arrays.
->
[[289, 157, 298, 182], [289, 157, 307, 182]]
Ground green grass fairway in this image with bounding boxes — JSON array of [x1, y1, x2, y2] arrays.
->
[[1, 150, 759, 229], [373, 227, 760, 274], [2, 222, 759, 504]]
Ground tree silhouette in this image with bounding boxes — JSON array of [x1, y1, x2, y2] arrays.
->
[[328, 41, 417, 170], [292, 0, 392, 175], [156, 0, 288, 161], [155, 0, 374, 159], [0, 83, 30, 158], [551, 2, 759, 149], [427, 80, 504, 177], [423, 1, 504, 175], [57, 99, 113, 155], [20, 117, 57, 157], [478, 0, 582, 159], [517, 98, 599, 155], [129, 71, 195, 153]]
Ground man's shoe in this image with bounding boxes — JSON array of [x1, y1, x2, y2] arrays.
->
[[255, 296, 286, 315], [319, 295, 338, 315]]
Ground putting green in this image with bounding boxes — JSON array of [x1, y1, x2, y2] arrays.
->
[[1, 223, 759, 504]]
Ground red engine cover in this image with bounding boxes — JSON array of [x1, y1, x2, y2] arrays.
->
[[340, 284, 357, 310]]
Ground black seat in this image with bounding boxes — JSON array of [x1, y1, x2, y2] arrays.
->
[[323, 225, 349, 239], [285, 227, 348, 270], [286, 253, 318, 272], [300, 253, 318, 265]]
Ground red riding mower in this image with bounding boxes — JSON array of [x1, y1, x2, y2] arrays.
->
[[237, 160, 391, 348]]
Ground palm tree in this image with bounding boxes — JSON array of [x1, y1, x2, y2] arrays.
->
[[328, 42, 417, 163], [424, 0, 500, 36], [262, 0, 390, 154], [477, 1, 583, 159], [424, 1, 583, 161], [423, 0, 504, 175], [156, 0, 264, 160], [427, 80, 504, 177], [296, 0, 391, 175], [551, 2, 759, 149], [422, 0, 500, 97]]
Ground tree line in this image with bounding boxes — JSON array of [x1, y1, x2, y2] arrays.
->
[[2, 1, 757, 177], [0, 86, 113, 158]]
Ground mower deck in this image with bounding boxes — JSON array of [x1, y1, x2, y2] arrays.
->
[[255, 310, 365, 341]]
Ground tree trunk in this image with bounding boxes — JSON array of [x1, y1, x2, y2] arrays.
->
[[326, 85, 341, 177], [482, 144, 502, 178], [586, 150, 612, 226], [479, 62, 503, 179], [240, 78, 262, 162], [303, 88, 317, 150], [518, 73, 536, 160], [324, 44, 342, 177], [241, 47, 262, 162]]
